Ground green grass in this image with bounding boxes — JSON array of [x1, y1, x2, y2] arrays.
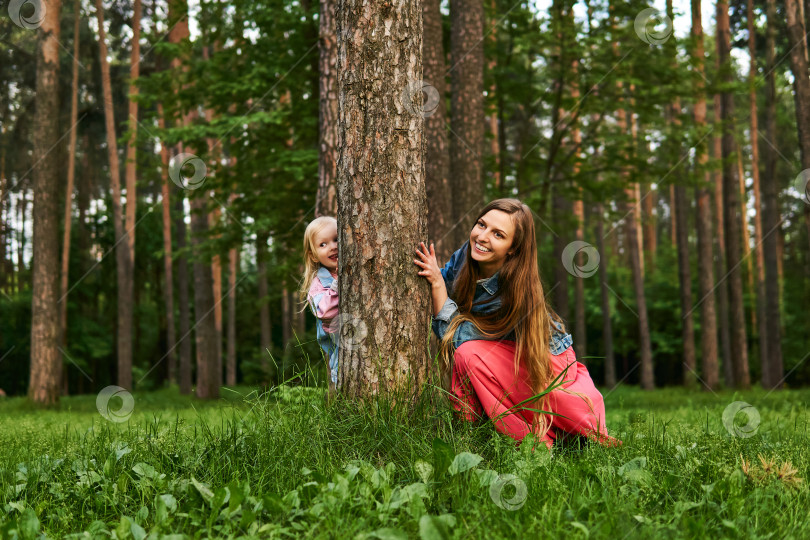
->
[[1, 383, 809, 539]]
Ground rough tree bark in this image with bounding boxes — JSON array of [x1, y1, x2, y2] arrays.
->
[[717, 0, 750, 388], [762, 0, 784, 389], [423, 0, 453, 262], [29, 0, 63, 404], [449, 0, 485, 248], [691, 0, 719, 390], [335, 0, 431, 396], [96, 0, 135, 390], [317, 0, 338, 217]]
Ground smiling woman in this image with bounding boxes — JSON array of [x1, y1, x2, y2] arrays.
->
[[414, 198, 618, 450]]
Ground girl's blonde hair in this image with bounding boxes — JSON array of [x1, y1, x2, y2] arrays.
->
[[298, 216, 338, 308]]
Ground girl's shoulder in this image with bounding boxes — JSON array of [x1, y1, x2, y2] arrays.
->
[[308, 267, 335, 297]]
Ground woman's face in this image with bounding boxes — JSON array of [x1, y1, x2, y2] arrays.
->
[[313, 222, 338, 272], [469, 209, 515, 271]]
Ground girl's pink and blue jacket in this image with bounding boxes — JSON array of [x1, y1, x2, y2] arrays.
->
[[307, 266, 340, 383]]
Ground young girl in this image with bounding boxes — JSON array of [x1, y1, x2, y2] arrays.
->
[[299, 216, 340, 385], [414, 198, 618, 449]]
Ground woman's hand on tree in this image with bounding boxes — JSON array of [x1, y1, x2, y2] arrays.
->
[[414, 242, 442, 288]]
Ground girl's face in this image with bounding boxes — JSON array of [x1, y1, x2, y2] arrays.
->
[[469, 209, 515, 271], [313, 222, 338, 272]]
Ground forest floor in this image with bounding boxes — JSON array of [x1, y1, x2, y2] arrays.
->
[[1, 382, 809, 539]]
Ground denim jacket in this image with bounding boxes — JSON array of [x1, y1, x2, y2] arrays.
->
[[307, 266, 340, 383], [431, 241, 573, 355]]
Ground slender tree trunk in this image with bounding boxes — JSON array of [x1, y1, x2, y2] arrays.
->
[[641, 181, 656, 273], [423, 0, 453, 261], [595, 204, 615, 388], [691, 0, 719, 390], [125, 0, 141, 267], [169, 0, 192, 394], [335, 0, 430, 395], [552, 194, 570, 323], [736, 154, 756, 335], [762, 0, 784, 389], [450, 0, 485, 248], [747, 0, 769, 384], [675, 181, 696, 387], [96, 0, 135, 390], [157, 106, 177, 384], [60, 0, 81, 356], [210, 209, 223, 387], [670, 184, 678, 249], [785, 0, 810, 256], [718, 0, 750, 388], [28, 0, 63, 405], [610, 2, 653, 389], [190, 192, 219, 399], [317, 0, 338, 217], [226, 242, 238, 386], [712, 92, 733, 386], [665, 0, 697, 387], [257, 233, 272, 383], [175, 193, 192, 394]]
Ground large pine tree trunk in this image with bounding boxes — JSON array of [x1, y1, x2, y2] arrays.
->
[[60, 0, 81, 356], [96, 0, 135, 390], [317, 0, 338, 217], [29, 0, 63, 404], [717, 0, 750, 388], [762, 0, 784, 389], [691, 0, 719, 390], [423, 0, 453, 262], [335, 0, 430, 396], [449, 0, 484, 248], [785, 0, 810, 256]]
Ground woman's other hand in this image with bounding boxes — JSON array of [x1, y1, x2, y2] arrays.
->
[[414, 242, 443, 288]]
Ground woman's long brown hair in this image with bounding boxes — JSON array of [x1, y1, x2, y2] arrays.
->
[[439, 198, 566, 439]]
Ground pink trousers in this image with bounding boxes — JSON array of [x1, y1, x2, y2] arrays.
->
[[450, 340, 619, 449]]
